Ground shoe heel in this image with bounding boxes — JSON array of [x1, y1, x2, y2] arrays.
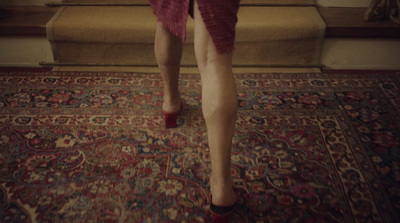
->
[[164, 112, 178, 128], [162, 101, 182, 128], [209, 192, 237, 223]]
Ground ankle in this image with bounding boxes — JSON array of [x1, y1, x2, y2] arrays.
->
[[210, 175, 233, 190], [162, 95, 181, 113], [210, 185, 236, 207]]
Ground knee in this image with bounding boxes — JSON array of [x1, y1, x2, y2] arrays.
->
[[155, 46, 182, 70], [194, 40, 221, 73], [194, 50, 209, 73], [196, 50, 233, 75], [157, 56, 181, 70]]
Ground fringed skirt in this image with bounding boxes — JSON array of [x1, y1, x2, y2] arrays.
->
[[149, 0, 240, 54]]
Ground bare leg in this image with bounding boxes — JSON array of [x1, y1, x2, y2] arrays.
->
[[193, 1, 238, 207], [154, 22, 183, 113]]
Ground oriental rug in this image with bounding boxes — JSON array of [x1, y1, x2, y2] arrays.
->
[[0, 69, 399, 223]]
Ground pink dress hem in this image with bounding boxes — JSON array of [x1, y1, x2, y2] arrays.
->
[[150, 0, 240, 54]]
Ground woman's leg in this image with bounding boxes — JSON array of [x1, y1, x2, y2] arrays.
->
[[154, 22, 183, 113], [193, 1, 238, 207]]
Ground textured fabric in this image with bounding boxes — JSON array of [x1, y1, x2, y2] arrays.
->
[[1, 69, 400, 223], [149, 0, 240, 53]]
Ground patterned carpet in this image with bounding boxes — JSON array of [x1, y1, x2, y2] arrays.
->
[[0, 68, 399, 223]]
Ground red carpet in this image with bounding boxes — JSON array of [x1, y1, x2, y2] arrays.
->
[[0, 68, 399, 222]]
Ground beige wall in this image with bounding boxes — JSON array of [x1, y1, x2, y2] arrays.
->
[[0, 37, 53, 67], [321, 38, 400, 70]]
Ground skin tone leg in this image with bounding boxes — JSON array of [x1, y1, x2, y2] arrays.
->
[[154, 1, 237, 207], [193, 1, 238, 207], [154, 22, 183, 114]]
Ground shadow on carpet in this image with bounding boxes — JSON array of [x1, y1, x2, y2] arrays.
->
[[0, 69, 399, 222]]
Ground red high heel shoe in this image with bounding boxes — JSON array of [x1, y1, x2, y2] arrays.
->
[[162, 102, 182, 128], [209, 193, 237, 223]]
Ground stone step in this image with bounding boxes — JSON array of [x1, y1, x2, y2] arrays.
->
[[46, 5, 325, 66]]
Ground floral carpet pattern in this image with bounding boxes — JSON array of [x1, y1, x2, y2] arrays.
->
[[0, 68, 399, 223]]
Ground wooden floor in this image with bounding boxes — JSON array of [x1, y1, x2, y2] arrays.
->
[[0, 6, 400, 37]]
